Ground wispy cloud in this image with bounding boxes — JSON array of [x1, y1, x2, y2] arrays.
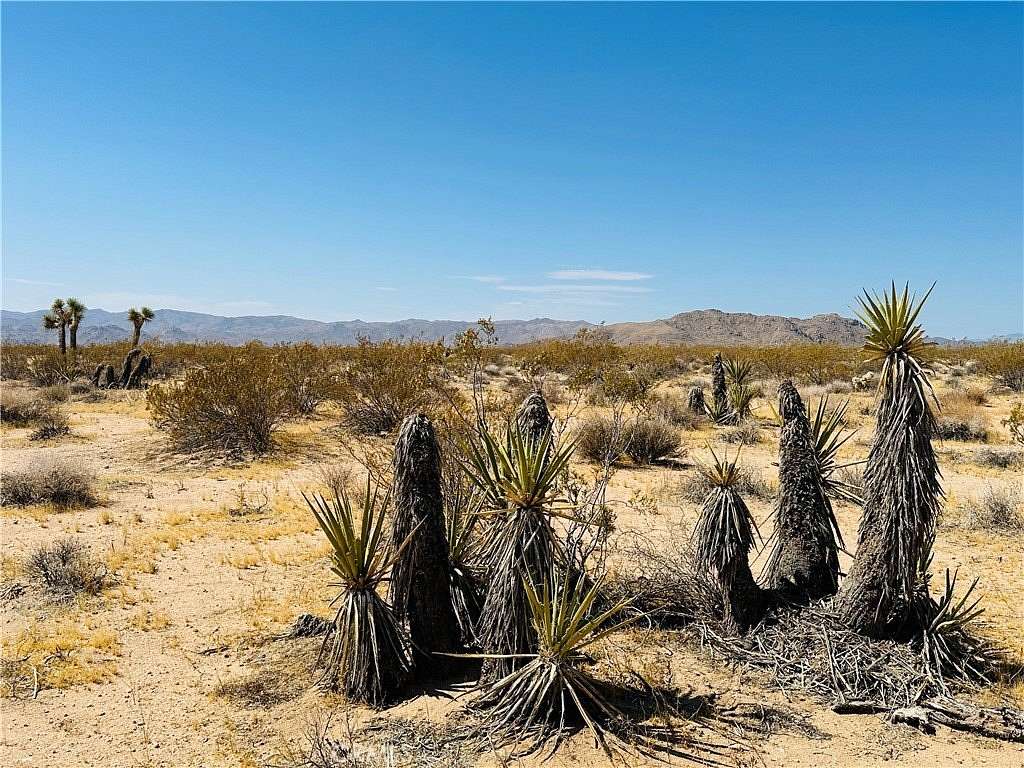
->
[[6, 277, 66, 287], [547, 270, 652, 281], [498, 284, 652, 294], [375, 286, 399, 292], [455, 275, 506, 284]]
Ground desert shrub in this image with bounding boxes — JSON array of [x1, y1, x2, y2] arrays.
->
[[147, 347, 290, 454], [1, 460, 97, 508], [335, 338, 452, 434], [623, 418, 680, 465], [678, 467, 773, 504], [0, 389, 50, 426], [650, 393, 701, 430], [825, 380, 853, 394], [719, 422, 761, 445], [1003, 403, 1024, 446], [973, 447, 1022, 469], [836, 465, 865, 499], [972, 341, 1024, 392], [575, 415, 625, 464], [40, 385, 70, 403], [963, 485, 1023, 533], [935, 416, 988, 442], [29, 408, 70, 441], [24, 538, 107, 599], [961, 387, 989, 406], [276, 342, 335, 415]]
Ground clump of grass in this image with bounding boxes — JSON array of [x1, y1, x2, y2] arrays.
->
[[29, 408, 70, 441], [24, 538, 108, 600], [973, 447, 1023, 470], [623, 418, 680, 465], [719, 422, 761, 445], [575, 415, 625, 464], [1, 459, 97, 508], [962, 485, 1024, 534]]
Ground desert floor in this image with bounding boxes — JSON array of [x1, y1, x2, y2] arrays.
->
[[1, 371, 1022, 768]]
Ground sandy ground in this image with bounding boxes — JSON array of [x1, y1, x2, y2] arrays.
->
[[1, 373, 1022, 767]]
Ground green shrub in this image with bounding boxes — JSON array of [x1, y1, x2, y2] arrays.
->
[[276, 342, 335, 415], [147, 348, 290, 454], [575, 415, 624, 464], [623, 418, 680, 465]]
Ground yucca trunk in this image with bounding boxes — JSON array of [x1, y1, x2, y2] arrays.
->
[[131, 322, 142, 348], [391, 414, 460, 674], [118, 348, 142, 388], [765, 381, 839, 602], [57, 324, 67, 357], [721, 559, 764, 634], [687, 385, 706, 414], [836, 356, 941, 636], [516, 390, 552, 444], [711, 353, 728, 413], [69, 323, 79, 358]]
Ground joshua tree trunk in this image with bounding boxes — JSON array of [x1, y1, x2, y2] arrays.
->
[[711, 353, 728, 413], [131, 323, 142, 348], [836, 363, 941, 637], [764, 381, 840, 603], [722, 559, 765, 634], [687, 386, 707, 414], [69, 325, 79, 358], [516, 390, 552, 444], [391, 414, 460, 675], [126, 354, 152, 389], [118, 348, 143, 388], [58, 324, 67, 358]]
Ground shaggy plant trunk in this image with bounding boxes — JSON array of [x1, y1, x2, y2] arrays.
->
[[516, 390, 552, 444], [687, 386, 706, 414], [118, 348, 142, 388], [711, 353, 728, 413], [765, 381, 840, 602], [91, 364, 105, 387], [131, 323, 142, 348], [722, 559, 765, 635], [390, 414, 460, 675], [58, 324, 67, 358], [126, 354, 152, 389], [836, 356, 942, 637], [101, 364, 116, 388]]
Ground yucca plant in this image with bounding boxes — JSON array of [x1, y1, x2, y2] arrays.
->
[[836, 282, 943, 637], [763, 381, 842, 602], [724, 358, 756, 388], [808, 395, 862, 506], [469, 570, 639, 758], [727, 383, 756, 422], [42, 299, 69, 358], [304, 480, 412, 705], [445, 478, 485, 644], [691, 446, 763, 633], [703, 397, 736, 426], [65, 298, 86, 360], [516, 390, 553, 445], [711, 352, 728, 414], [461, 425, 576, 681], [127, 306, 155, 347], [390, 414, 460, 675]]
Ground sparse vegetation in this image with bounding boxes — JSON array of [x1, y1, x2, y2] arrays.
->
[[24, 538, 108, 599], [1, 459, 97, 508], [962, 485, 1024, 534]]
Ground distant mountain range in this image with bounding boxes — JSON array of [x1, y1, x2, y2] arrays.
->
[[1, 307, 1017, 347]]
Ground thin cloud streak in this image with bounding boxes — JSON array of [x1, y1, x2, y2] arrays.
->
[[497, 284, 652, 294], [547, 270, 653, 281], [6, 277, 66, 287]]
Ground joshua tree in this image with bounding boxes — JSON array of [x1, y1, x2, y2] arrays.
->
[[687, 385, 706, 415], [692, 446, 763, 634], [763, 381, 842, 602], [711, 352, 728, 414], [836, 283, 942, 638], [65, 298, 86, 358], [42, 299, 69, 357], [390, 414, 461, 675], [127, 306, 155, 347], [515, 390, 552, 444], [462, 426, 575, 681]]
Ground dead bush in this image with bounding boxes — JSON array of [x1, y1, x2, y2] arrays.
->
[[29, 409, 70, 441], [623, 418, 681, 465], [147, 347, 290, 454], [650, 394, 701, 430], [0, 389, 50, 426], [973, 448, 1022, 469], [679, 467, 774, 504], [1, 460, 97, 508], [24, 538, 107, 599], [719, 422, 762, 445], [575, 415, 626, 464], [963, 485, 1024, 534]]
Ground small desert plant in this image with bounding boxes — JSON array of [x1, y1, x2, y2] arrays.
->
[[469, 570, 638, 757], [1, 460, 97, 508], [703, 397, 736, 426], [575, 415, 625, 464], [719, 421, 761, 445], [623, 418, 679, 465], [973, 447, 1022, 469], [0, 389, 50, 425], [935, 415, 989, 442], [679, 467, 773, 504], [304, 480, 412, 705], [24, 538, 107, 599], [29, 408, 70, 441], [1002, 402, 1024, 445], [147, 348, 291, 454], [686, 386, 706, 416], [962, 485, 1024, 533], [276, 342, 335, 415], [691, 447, 763, 634]]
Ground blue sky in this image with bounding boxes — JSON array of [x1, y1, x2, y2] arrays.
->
[[2, 2, 1021, 338]]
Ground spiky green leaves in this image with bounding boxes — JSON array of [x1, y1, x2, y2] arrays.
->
[[692, 447, 758, 576], [808, 395, 861, 507]]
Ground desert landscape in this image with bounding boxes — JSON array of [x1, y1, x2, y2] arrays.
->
[[1, 298, 1022, 767]]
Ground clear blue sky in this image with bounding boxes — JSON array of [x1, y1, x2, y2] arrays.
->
[[3, 2, 1021, 338]]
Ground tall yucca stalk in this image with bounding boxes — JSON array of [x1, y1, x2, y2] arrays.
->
[[461, 425, 576, 681], [836, 283, 942, 637], [691, 446, 763, 633], [390, 414, 460, 675], [516, 390, 553, 445], [763, 381, 841, 602], [687, 385, 706, 415], [304, 480, 411, 705], [711, 352, 728, 414], [470, 570, 638, 758]]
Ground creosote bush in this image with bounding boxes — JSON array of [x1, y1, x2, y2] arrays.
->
[[623, 418, 680, 465], [962, 485, 1024, 534], [576, 415, 625, 464], [25, 538, 108, 599], [0, 389, 51, 426], [719, 422, 761, 445], [1, 460, 97, 508], [29, 408, 70, 441], [147, 346, 291, 454]]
